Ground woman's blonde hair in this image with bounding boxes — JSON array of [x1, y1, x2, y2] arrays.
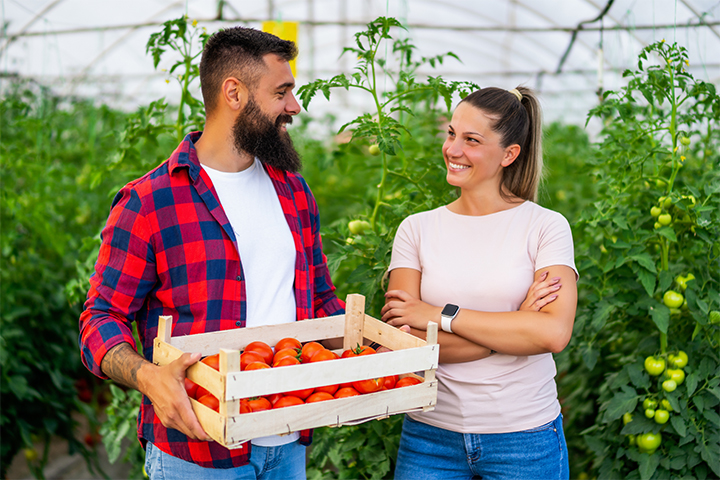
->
[[459, 86, 543, 202]]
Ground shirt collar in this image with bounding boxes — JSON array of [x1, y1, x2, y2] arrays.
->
[[168, 131, 203, 180]]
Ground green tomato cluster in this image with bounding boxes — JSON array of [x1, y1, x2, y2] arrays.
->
[[650, 194, 697, 229]]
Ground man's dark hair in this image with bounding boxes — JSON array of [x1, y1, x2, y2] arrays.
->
[[200, 27, 297, 114]]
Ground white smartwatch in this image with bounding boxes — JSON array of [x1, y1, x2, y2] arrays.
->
[[440, 304, 460, 333]]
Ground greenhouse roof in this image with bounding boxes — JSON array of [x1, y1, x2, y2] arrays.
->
[[2, 0, 719, 127]]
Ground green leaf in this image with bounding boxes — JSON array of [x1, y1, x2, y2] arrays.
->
[[630, 253, 657, 273], [685, 371, 700, 396], [699, 441, 720, 477], [649, 303, 670, 333], [604, 386, 638, 422], [581, 343, 599, 370], [638, 450, 661, 480], [704, 408, 720, 427], [636, 268, 657, 296], [670, 414, 687, 437], [655, 226, 677, 242]]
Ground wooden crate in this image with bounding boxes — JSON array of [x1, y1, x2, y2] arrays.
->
[[152, 294, 439, 448]]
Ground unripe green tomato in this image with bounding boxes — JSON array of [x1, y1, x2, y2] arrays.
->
[[368, 144, 381, 156], [658, 196, 673, 209], [654, 409, 670, 424], [665, 368, 685, 385], [653, 222, 662, 229], [658, 213, 672, 226], [645, 408, 656, 419], [655, 179, 666, 188], [661, 399, 673, 412], [24, 448, 38, 462], [637, 432, 662, 454], [628, 434, 636, 446], [643, 398, 658, 410], [663, 290, 684, 309], [662, 379, 677, 392], [709, 310, 720, 325], [650, 206, 662, 217], [644, 356, 666, 376], [671, 351, 688, 368], [680, 136, 691, 146], [348, 219, 371, 235], [623, 412, 633, 425]]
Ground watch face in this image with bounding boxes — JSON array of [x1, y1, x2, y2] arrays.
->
[[441, 304, 459, 317]]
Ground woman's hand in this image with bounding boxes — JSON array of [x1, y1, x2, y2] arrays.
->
[[381, 289, 441, 331], [519, 271, 562, 312]]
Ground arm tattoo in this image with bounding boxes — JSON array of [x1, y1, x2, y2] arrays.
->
[[101, 343, 150, 390]]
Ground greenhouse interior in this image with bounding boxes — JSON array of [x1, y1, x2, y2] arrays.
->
[[2, 0, 719, 479]]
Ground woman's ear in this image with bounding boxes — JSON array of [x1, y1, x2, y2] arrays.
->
[[220, 77, 249, 112], [501, 144, 521, 167]]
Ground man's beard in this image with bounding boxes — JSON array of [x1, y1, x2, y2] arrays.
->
[[232, 96, 302, 173]]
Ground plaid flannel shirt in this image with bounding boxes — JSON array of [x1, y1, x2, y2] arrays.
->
[[79, 132, 345, 468]]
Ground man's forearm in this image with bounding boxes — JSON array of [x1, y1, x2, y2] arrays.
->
[[101, 342, 150, 390]]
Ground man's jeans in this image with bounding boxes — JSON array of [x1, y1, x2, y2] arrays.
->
[[144, 441, 306, 480]]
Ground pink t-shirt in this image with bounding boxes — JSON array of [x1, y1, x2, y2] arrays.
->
[[389, 201, 577, 433]]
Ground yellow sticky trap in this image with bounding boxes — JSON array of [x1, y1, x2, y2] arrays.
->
[[262, 21, 299, 76]]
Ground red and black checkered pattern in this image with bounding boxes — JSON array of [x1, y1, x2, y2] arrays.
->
[[79, 132, 345, 468]]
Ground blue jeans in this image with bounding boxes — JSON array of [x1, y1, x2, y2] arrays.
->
[[395, 414, 569, 480], [144, 441, 306, 480]]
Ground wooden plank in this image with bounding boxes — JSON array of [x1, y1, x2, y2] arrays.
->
[[424, 321, 438, 383], [170, 315, 346, 355], [225, 345, 438, 399], [219, 348, 240, 417], [363, 314, 426, 350], [189, 398, 228, 444], [224, 380, 437, 447], [157, 315, 173, 343], [343, 294, 365, 350]]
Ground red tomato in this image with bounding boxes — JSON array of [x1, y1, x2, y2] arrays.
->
[[396, 377, 422, 388], [195, 385, 210, 399], [241, 351, 266, 370], [245, 361, 271, 371], [334, 387, 360, 398], [244, 341, 274, 365], [274, 396, 305, 408], [264, 393, 283, 406], [247, 397, 272, 412], [306, 392, 334, 403], [352, 378, 383, 394], [201, 353, 220, 370], [310, 349, 338, 362], [301, 342, 325, 363], [381, 375, 399, 390], [315, 384, 339, 396], [274, 356, 301, 367], [239, 399, 252, 414], [342, 344, 376, 357], [184, 378, 199, 398], [286, 387, 315, 400], [273, 348, 300, 364], [198, 393, 219, 412], [275, 337, 302, 352]]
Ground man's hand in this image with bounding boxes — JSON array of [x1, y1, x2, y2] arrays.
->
[[102, 343, 211, 441]]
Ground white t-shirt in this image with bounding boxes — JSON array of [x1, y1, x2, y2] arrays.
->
[[202, 159, 300, 446], [389, 201, 577, 433]]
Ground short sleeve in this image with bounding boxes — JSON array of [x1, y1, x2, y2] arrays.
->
[[389, 216, 421, 272], [535, 211, 578, 279]]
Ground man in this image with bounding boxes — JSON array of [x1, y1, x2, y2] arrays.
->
[[79, 26, 344, 479]]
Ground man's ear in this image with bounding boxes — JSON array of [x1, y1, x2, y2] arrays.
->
[[501, 144, 521, 167], [220, 77, 249, 112]]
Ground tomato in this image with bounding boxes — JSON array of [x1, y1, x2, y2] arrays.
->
[[636, 432, 661, 454], [348, 219, 372, 235], [665, 368, 685, 385], [644, 408, 655, 419], [680, 135, 691, 146], [264, 393, 282, 406], [306, 392, 334, 403], [382, 375, 399, 390], [661, 399, 673, 412], [334, 387, 360, 398], [247, 397, 272, 412], [653, 409, 669, 424], [642, 398, 657, 410], [658, 196, 673, 209], [662, 379, 677, 392], [663, 290, 684, 308], [352, 378, 383, 394], [239, 399, 252, 414], [368, 144, 381, 156], [245, 361, 271, 371], [658, 213, 672, 226], [285, 387, 315, 400], [241, 351, 266, 370], [275, 337, 302, 352], [273, 348, 300, 364], [342, 344, 376, 357], [201, 353, 220, 371], [650, 206, 662, 217], [623, 412, 633, 425], [274, 356, 301, 367], [711, 310, 720, 325], [675, 274, 694, 291], [310, 349, 339, 362], [669, 350, 688, 368], [198, 393, 219, 412], [315, 384, 339, 395], [244, 341, 274, 365], [301, 342, 325, 363], [644, 356, 666, 376], [184, 378, 199, 399], [195, 385, 210, 399], [274, 396, 305, 408], [396, 377, 422, 388]]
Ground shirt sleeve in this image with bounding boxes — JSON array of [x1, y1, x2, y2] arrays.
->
[[535, 211, 578, 279], [78, 186, 157, 378], [389, 216, 421, 272]]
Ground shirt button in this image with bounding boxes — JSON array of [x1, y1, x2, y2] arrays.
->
[[236, 275, 242, 281], [235, 321, 241, 327]]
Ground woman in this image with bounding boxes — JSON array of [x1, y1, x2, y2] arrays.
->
[[381, 86, 577, 480]]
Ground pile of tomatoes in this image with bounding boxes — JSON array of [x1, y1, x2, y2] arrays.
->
[[184, 337, 422, 413]]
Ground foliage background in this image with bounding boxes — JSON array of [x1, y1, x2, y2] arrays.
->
[[1, 16, 718, 480]]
